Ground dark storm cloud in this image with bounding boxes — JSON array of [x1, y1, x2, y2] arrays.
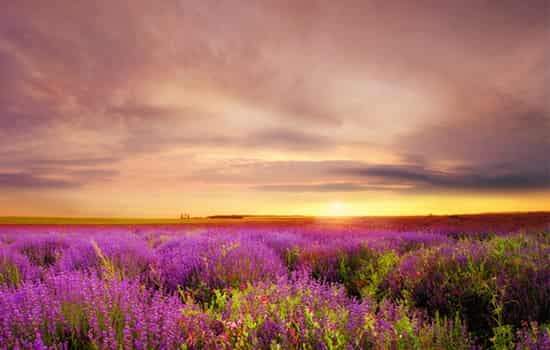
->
[[396, 100, 550, 182], [339, 164, 550, 192], [222, 157, 550, 193]]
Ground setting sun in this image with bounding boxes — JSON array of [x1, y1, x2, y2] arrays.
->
[[324, 201, 348, 217]]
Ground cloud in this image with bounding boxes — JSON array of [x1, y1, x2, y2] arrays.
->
[[107, 103, 186, 121], [2, 0, 547, 153], [253, 182, 389, 192], [187, 153, 550, 193], [0, 155, 119, 190], [245, 128, 332, 150], [186, 160, 360, 185], [0, 172, 78, 189], [338, 164, 550, 192], [0, 167, 120, 190], [0, 0, 549, 212], [0, 156, 120, 168]]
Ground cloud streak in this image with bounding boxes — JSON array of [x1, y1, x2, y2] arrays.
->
[[340, 165, 550, 192], [253, 183, 392, 193], [0, 173, 78, 190]]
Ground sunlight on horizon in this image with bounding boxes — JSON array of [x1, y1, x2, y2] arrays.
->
[[321, 201, 350, 217]]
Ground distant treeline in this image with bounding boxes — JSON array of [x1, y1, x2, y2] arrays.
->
[[207, 215, 245, 219]]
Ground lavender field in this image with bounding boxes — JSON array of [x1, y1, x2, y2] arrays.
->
[[0, 216, 549, 349]]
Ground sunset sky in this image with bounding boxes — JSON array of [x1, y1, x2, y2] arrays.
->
[[1, 1, 549, 217]]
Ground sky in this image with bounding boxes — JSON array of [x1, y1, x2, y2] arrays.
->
[[1, 0, 549, 217]]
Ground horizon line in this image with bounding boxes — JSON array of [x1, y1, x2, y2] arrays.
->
[[1, 210, 549, 225]]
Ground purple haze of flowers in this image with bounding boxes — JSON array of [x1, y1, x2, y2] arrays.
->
[[56, 235, 159, 283], [0, 247, 40, 287], [0, 272, 186, 349], [12, 235, 70, 268], [158, 234, 287, 292], [0, 223, 546, 348]]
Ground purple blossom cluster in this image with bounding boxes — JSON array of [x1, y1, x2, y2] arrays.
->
[[0, 272, 185, 348], [0, 224, 547, 349], [0, 248, 40, 288], [158, 235, 286, 299], [57, 235, 160, 284]]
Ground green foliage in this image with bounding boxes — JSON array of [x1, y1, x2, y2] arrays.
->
[[59, 301, 91, 349], [491, 325, 514, 350], [387, 233, 550, 343], [91, 240, 120, 281], [284, 247, 300, 271], [208, 288, 229, 313], [0, 261, 21, 288], [414, 312, 473, 350], [335, 247, 400, 299], [394, 315, 421, 349]]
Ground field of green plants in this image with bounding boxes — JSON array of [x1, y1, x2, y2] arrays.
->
[[0, 218, 548, 349]]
